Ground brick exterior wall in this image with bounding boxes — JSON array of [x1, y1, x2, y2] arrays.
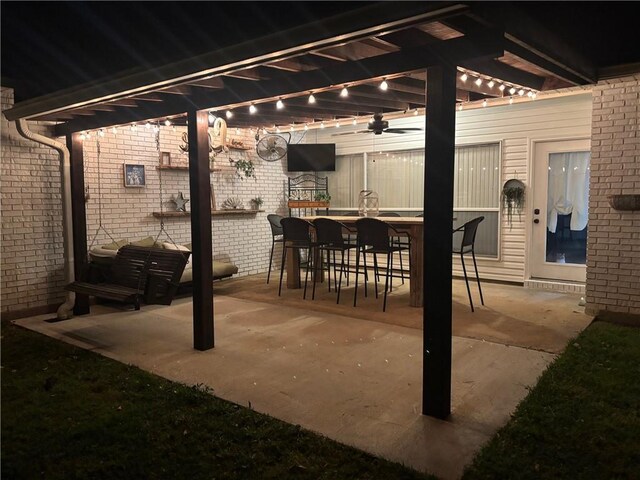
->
[[585, 74, 640, 316], [1, 87, 293, 317], [1, 88, 67, 315]]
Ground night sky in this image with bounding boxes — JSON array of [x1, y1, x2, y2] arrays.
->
[[2, 1, 638, 102]]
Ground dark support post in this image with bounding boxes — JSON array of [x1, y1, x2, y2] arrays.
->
[[422, 64, 457, 418], [67, 132, 90, 315], [187, 109, 214, 350]]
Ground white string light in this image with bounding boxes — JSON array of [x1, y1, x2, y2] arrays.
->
[[475, 78, 483, 86], [340, 86, 349, 97], [276, 99, 284, 109], [131, 124, 137, 132], [249, 104, 257, 114], [482, 99, 487, 107], [488, 80, 495, 88], [226, 110, 233, 118], [208, 112, 216, 123], [308, 93, 316, 104], [111, 126, 118, 134], [164, 119, 171, 126], [379, 79, 388, 91], [460, 73, 468, 82], [320, 121, 325, 129]]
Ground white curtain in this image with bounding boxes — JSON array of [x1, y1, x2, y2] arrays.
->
[[547, 151, 590, 233]]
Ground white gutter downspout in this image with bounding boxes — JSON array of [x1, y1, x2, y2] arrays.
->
[[16, 119, 75, 320]]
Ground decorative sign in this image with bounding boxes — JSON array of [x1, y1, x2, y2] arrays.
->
[[123, 164, 146, 187]]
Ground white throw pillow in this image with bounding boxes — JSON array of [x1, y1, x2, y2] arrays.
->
[[162, 242, 189, 252]]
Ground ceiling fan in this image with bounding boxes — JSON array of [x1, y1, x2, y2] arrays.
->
[[332, 113, 423, 136]]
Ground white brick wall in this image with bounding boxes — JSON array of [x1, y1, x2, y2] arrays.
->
[[1, 87, 66, 314], [585, 74, 640, 316], [1, 86, 291, 316]]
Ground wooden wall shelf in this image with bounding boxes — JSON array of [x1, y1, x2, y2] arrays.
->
[[153, 209, 263, 218], [156, 165, 221, 172], [288, 200, 330, 208]]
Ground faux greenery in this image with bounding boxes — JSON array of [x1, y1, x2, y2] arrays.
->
[[250, 196, 264, 209], [233, 159, 256, 180], [1, 322, 432, 480], [464, 321, 640, 479], [502, 179, 525, 227], [314, 192, 331, 202]]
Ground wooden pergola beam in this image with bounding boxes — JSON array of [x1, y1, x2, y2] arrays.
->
[[53, 30, 504, 135]]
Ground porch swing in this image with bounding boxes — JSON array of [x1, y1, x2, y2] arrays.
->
[[66, 128, 189, 310]]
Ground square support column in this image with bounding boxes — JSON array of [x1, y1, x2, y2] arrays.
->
[[187, 109, 214, 350], [422, 64, 457, 418], [67, 132, 90, 315]]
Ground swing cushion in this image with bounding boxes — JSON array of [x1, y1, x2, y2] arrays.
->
[[102, 238, 129, 250], [131, 236, 156, 248], [162, 242, 190, 252]]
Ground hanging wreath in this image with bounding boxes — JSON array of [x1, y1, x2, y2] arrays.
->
[[502, 178, 526, 228]]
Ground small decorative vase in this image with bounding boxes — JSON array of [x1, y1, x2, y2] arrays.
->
[[358, 190, 379, 217]]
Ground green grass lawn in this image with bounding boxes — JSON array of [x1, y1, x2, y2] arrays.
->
[[1, 321, 432, 480], [464, 320, 640, 480], [3, 320, 639, 480]]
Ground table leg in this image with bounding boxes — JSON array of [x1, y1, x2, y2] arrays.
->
[[286, 245, 301, 289], [409, 225, 423, 307]]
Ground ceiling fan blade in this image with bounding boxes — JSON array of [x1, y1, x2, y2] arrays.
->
[[331, 130, 371, 136], [275, 146, 287, 156], [384, 128, 424, 134]]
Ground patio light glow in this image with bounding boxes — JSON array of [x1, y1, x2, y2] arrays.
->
[[208, 112, 216, 123], [482, 99, 487, 107], [131, 124, 137, 131], [276, 99, 284, 109], [475, 78, 483, 86], [308, 93, 316, 104], [488, 80, 495, 88], [145, 122, 151, 129], [509, 96, 514, 104], [111, 126, 118, 134], [164, 119, 171, 126], [304, 124, 309, 130], [80, 131, 87, 140], [340, 86, 349, 97], [352, 118, 357, 125], [460, 73, 468, 82], [320, 121, 325, 129], [498, 84, 506, 92], [379, 79, 388, 91], [249, 104, 257, 114], [509, 87, 516, 95], [98, 129, 105, 137], [413, 109, 419, 115], [335, 120, 340, 128], [225, 110, 233, 119], [518, 89, 525, 96], [458, 104, 463, 111]]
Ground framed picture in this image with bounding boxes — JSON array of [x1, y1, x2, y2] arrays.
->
[[159, 151, 171, 166], [123, 164, 146, 187]]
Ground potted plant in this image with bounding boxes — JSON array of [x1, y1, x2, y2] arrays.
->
[[287, 191, 331, 209], [233, 159, 256, 180], [314, 192, 331, 203], [250, 196, 264, 210], [502, 179, 525, 228]]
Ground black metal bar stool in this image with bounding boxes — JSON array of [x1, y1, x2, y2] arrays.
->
[[453, 216, 485, 312], [278, 217, 322, 299], [266, 214, 284, 284]]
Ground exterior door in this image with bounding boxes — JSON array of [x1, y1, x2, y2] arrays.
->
[[531, 139, 590, 282]]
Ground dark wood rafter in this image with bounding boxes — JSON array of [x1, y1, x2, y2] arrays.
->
[[66, 132, 90, 316], [53, 30, 505, 135], [422, 64, 457, 419], [448, 6, 596, 84], [347, 84, 426, 105], [187, 109, 214, 351], [306, 92, 410, 111]]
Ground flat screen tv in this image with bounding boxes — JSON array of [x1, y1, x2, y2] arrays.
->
[[287, 144, 336, 172]]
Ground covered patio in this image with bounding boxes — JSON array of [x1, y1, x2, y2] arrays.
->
[[15, 276, 590, 479], [3, 2, 600, 423]]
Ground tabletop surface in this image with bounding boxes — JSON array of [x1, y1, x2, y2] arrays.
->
[[303, 215, 424, 225]]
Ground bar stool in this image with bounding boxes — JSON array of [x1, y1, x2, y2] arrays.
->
[[312, 218, 358, 304], [353, 217, 405, 312], [378, 212, 410, 285], [278, 217, 322, 299], [453, 216, 485, 312], [266, 214, 283, 284]]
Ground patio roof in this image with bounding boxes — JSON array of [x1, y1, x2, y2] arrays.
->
[[4, 2, 596, 132]]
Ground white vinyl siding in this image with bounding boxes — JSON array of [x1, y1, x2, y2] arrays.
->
[[313, 93, 593, 282]]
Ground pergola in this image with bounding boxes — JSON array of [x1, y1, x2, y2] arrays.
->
[[4, 2, 594, 419]]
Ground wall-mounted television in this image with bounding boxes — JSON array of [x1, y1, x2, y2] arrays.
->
[[287, 144, 336, 172]]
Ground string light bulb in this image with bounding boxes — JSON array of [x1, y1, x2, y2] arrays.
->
[[249, 104, 257, 114], [518, 89, 525, 96], [509, 87, 516, 95], [152, 124, 159, 133], [488, 80, 495, 88], [532, 92, 537, 99], [335, 120, 341, 128], [80, 131, 87, 140], [340, 86, 349, 97], [413, 108, 419, 116], [145, 122, 151, 129], [498, 84, 506, 92], [111, 126, 118, 134], [458, 103, 463, 111], [276, 99, 284, 109], [460, 73, 468, 82], [379, 79, 388, 91], [131, 124, 137, 132], [226, 110, 233, 119], [308, 93, 316, 104], [304, 123, 309, 131], [98, 129, 105, 137], [320, 121, 325, 129], [482, 99, 487, 107], [208, 112, 216, 123], [164, 119, 171, 126], [509, 96, 514, 105], [352, 118, 357, 125], [475, 77, 483, 86]]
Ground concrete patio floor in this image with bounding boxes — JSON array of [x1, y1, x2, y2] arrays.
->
[[15, 277, 592, 479]]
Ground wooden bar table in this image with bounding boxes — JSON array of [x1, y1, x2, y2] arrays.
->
[[297, 216, 425, 307]]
